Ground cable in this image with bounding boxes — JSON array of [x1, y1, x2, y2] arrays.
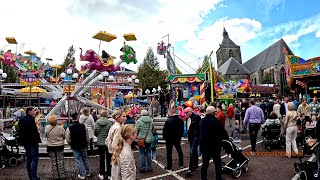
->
[[170, 53, 197, 73]]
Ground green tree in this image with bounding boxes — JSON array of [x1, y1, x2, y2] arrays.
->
[[2, 64, 17, 83], [58, 45, 76, 74], [137, 47, 168, 92]]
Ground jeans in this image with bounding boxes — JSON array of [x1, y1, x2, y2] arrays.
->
[[72, 148, 91, 176], [139, 143, 152, 171], [25, 144, 39, 180], [201, 150, 223, 180], [285, 126, 298, 156], [189, 137, 199, 170], [160, 103, 166, 117], [249, 123, 260, 152], [166, 141, 184, 168], [98, 145, 111, 176]]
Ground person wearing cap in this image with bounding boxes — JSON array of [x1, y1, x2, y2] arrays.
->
[[19, 107, 41, 180], [200, 106, 228, 180], [163, 109, 184, 170], [243, 99, 265, 153]]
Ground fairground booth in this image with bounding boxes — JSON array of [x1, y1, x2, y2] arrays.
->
[[285, 52, 320, 102]]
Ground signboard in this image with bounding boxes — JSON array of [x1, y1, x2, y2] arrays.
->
[[20, 70, 40, 86]]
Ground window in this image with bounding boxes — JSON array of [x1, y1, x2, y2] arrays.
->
[[270, 69, 275, 83], [229, 49, 233, 57]]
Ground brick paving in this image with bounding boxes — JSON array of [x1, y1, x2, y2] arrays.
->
[[1, 121, 300, 180]]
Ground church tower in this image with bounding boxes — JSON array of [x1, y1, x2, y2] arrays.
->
[[216, 28, 242, 68]]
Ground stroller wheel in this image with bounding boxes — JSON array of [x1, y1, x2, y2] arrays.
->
[[233, 167, 242, 179], [299, 170, 307, 180], [9, 157, 18, 167], [267, 146, 271, 152], [241, 163, 249, 172]]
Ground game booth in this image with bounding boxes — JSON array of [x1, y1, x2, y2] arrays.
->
[[285, 50, 320, 102], [168, 74, 206, 109]]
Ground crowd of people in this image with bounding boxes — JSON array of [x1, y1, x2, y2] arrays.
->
[[2, 95, 320, 180]]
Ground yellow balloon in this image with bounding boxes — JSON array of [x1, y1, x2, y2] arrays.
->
[[314, 90, 317, 94]]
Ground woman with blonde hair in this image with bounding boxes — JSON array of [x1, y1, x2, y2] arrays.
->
[[284, 102, 299, 158], [45, 115, 66, 179], [111, 124, 137, 180], [79, 108, 95, 154], [105, 110, 127, 155]]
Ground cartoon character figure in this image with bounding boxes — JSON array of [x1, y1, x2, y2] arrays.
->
[[157, 41, 167, 57], [3, 50, 16, 66], [120, 42, 138, 64]]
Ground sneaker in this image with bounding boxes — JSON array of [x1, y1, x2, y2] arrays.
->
[[87, 172, 92, 177], [107, 176, 111, 180], [98, 174, 104, 179], [147, 169, 153, 173], [0, 165, 5, 170], [198, 155, 202, 160], [140, 169, 146, 173], [179, 164, 185, 169], [78, 174, 85, 179]]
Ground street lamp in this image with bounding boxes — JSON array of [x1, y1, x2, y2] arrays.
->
[[0, 69, 7, 117], [152, 88, 157, 94], [60, 68, 78, 125]]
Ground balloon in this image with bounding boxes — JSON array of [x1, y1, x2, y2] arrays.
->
[[184, 100, 194, 109]]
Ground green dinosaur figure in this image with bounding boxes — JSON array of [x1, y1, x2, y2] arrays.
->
[[120, 42, 138, 64]]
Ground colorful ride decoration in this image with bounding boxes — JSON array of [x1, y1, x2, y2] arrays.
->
[[2, 50, 15, 66], [20, 86, 47, 93], [168, 74, 204, 108], [284, 47, 320, 86], [79, 48, 120, 73], [120, 42, 138, 64], [157, 41, 167, 57], [20, 70, 41, 86], [215, 79, 252, 95], [237, 79, 252, 93]]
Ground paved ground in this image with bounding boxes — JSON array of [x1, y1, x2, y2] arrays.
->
[[1, 121, 301, 180]]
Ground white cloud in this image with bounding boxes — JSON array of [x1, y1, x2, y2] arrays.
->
[[316, 29, 320, 38], [258, 0, 286, 17], [182, 17, 262, 60], [0, 0, 223, 73]]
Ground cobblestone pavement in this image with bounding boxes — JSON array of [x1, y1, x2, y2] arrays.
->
[[1, 121, 300, 180]]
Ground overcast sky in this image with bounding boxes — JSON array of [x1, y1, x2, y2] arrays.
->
[[1, 0, 319, 73]]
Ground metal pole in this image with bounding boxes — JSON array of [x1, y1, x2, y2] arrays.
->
[[29, 85, 32, 106], [67, 76, 71, 126], [98, 40, 102, 56], [104, 77, 107, 108]]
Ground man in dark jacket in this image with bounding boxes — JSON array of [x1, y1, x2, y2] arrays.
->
[[163, 109, 184, 170], [200, 106, 229, 180], [66, 113, 92, 179], [185, 107, 201, 176], [159, 88, 166, 117], [19, 107, 41, 180]]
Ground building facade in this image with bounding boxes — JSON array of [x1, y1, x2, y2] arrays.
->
[[217, 28, 294, 95]]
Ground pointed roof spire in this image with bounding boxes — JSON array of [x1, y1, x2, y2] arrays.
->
[[223, 27, 229, 38]]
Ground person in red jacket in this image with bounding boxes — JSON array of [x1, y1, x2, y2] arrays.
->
[[216, 105, 226, 128], [227, 104, 235, 127]]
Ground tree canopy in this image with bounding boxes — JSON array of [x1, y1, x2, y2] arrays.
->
[[58, 45, 76, 74], [137, 47, 167, 92]]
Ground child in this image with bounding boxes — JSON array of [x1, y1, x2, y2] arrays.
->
[[231, 120, 242, 149], [151, 129, 159, 160], [310, 115, 317, 128]]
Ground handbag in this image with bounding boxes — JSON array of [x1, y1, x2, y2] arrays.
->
[[137, 124, 151, 148]]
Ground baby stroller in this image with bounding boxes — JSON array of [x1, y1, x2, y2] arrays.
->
[[261, 120, 283, 151], [221, 138, 250, 179], [294, 139, 318, 180], [0, 133, 22, 167]]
